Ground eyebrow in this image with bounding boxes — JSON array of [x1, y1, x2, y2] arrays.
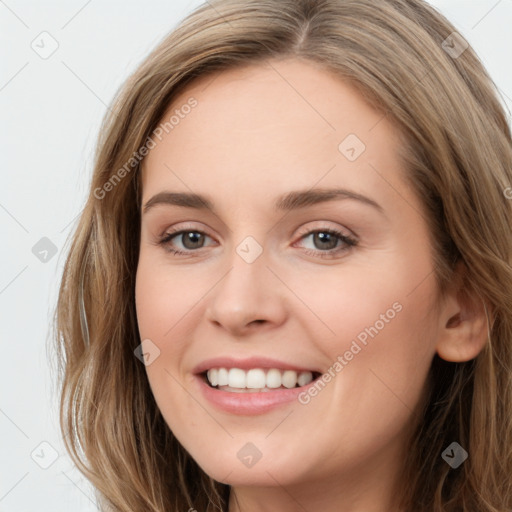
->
[[142, 188, 385, 216]]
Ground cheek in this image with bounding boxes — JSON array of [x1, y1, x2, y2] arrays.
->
[[287, 253, 435, 345], [134, 256, 211, 410], [290, 251, 438, 401], [134, 261, 199, 442], [287, 269, 438, 469], [135, 256, 205, 348]]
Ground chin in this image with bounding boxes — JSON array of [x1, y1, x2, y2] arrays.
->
[[189, 447, 304, 487]]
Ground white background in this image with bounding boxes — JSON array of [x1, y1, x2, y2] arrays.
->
[[1, 1, 511, 510]]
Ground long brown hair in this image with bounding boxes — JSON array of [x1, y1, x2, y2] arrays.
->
[[51, 0, 512, 510]]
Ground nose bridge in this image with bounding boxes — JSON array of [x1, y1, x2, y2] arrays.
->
[[217, 233, 269, 307], [204, 231, 286, 332]]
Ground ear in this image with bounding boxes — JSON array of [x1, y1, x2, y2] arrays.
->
[[435, 260, 492, 362]]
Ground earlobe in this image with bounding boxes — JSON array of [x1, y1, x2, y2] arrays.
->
[[435, 263, 491, 363]]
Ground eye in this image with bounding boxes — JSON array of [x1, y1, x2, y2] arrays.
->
[[294, 228, 357, 259], [156, 225, 358, 259], [157, 228, 214, 256]]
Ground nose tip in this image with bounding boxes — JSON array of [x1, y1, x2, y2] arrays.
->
[[204, 258, 286, 336], [209, 310, 270, 336]]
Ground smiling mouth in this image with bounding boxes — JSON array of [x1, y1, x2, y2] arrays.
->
[[201, 367, 322, 393]]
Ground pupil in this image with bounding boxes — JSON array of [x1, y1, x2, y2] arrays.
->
[[315, 232, 336, 249], [184, 232, 203, 249]]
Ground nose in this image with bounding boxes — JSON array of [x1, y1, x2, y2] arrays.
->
[[204, 245, 288, 337]]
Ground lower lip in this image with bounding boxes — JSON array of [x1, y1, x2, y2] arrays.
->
[[194, 374, 318, 415]]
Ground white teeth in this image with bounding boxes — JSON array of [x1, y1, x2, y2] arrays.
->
[[246, 369, 266, 388], [205, 367, 315, 390], [281, 370, 298, 389], [266, 369, 282, 388], [207, 369, 218, 386], [228, 368, 246, 388], [297, 371, 313, 387], [218, 368, 229, 386]]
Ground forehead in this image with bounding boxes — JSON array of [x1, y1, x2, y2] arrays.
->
[[140, 58, 410, 215]]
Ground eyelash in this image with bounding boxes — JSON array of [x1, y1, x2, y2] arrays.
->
[[156, 226, 358, 259]]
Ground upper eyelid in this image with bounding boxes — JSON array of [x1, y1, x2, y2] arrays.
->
[[159, 220, 354, 239], [295, 222, 354, 237]]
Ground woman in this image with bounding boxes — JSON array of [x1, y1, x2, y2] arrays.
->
[[52, 0, 512, 510]]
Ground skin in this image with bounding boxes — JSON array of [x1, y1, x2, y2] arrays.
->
[[135, 57, 488, 512]]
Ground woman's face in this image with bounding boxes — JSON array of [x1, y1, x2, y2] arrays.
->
[[135, 58, 443, 503]]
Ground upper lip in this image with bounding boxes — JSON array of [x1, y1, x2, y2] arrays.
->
[[192, 356, 321, 375]]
